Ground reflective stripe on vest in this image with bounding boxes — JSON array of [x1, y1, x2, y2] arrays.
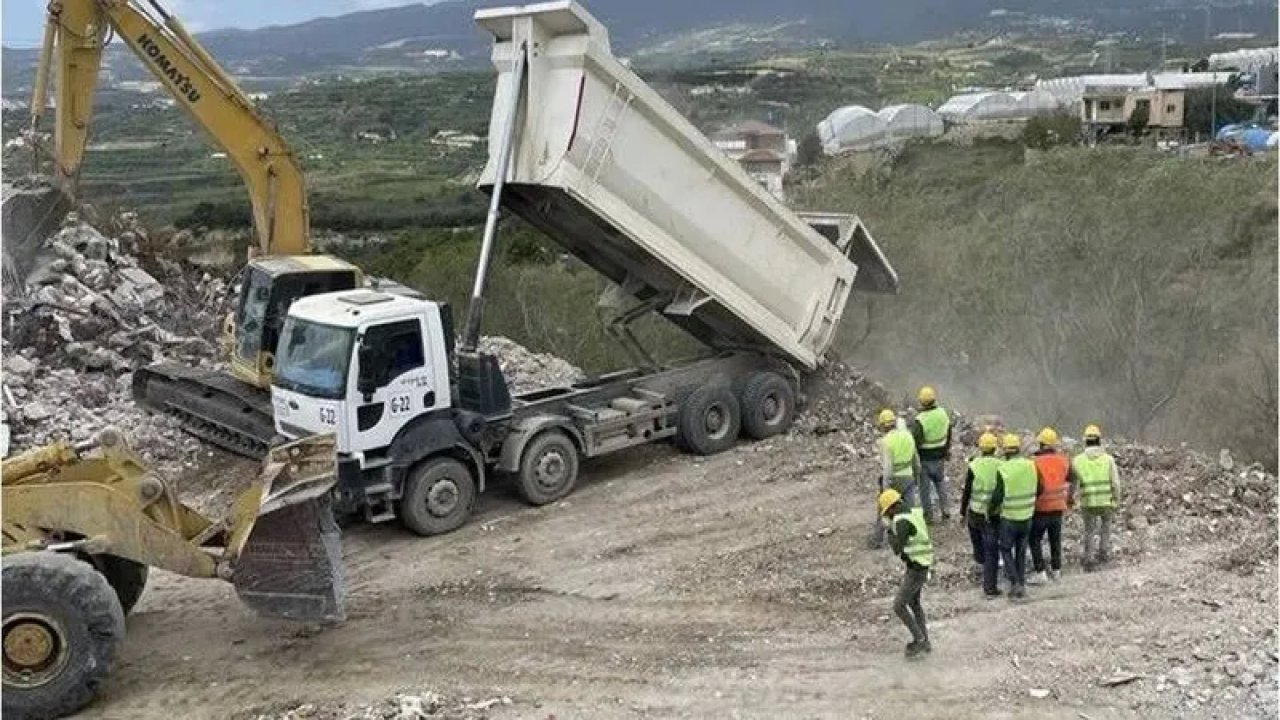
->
[[885, 429, 916, 478], [1073, 451, 1115, 509], [999, 457, 1038, 521], [917, 406, 950, 450], [1034, 452, 1071, 513], [892, 507, 934, 568], [968, 455, 1001, 515]]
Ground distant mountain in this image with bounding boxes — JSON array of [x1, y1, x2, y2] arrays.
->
[[3, 0, 1275, 88]]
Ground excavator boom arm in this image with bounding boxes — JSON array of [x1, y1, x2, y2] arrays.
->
[[33, 0, 310, 255]]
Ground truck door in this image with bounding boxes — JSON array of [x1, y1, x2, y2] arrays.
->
[[349, 318, 440, 451]]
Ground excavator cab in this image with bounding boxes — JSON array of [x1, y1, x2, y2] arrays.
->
[[228, 258, 362, 389]]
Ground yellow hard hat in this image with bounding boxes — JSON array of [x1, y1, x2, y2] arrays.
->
[[878, 488, 902, 516], [1083, 424, 1102, 440], [917, 386, 937, 406], [1036, 427, 1060, 447], [978, 432, 998, 452], [876, 408, 897, 429], [1002, 433, 1022, 452]]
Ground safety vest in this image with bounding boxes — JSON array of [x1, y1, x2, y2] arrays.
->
[[967, 454, 1002, 516], [1072, 451, 1115, 509], [1034, 452, 1071, 513], [891, 507, 934, 568], [884, 428, 916, 479], [998, 457, 1037, 521], [917, 406, 950, 450]]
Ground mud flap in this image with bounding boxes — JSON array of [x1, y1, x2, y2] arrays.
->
[[227, 434, 346, 622]]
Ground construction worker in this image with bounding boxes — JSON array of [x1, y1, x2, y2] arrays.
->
[[1073, 424, 1120, 571], [878, 488, 932, 658], [910, 386, 952, 522], [988, 433, 1036, 598], [871, 408, 920, 548], [1027, 427, 1076, 584], [958, 431, 1003, 597]]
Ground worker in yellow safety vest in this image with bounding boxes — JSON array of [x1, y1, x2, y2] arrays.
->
[[988, 433, 1037, 599], [879, 487, 933, 658], [1072, 424, 1121, 571], [959, 432, 1003, 598], [910, 386, 953, 523], [871, 408, 920, 548]]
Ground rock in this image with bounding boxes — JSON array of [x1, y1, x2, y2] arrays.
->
[[1028, 688, 1051, 699], [6, 356, 36, 375], [22, 401, 53, 421], [816, 526, 835, 537], [1127, 514, 1149, 531], [1218, 448, 1234, 471]]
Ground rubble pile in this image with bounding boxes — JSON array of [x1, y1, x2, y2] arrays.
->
[[478, 335, 583, 393], [792, 357, 891, 437], [260, 691, 514, 720], [2, 211, 231, 476]]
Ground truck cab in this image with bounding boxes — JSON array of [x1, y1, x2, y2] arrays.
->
[[271, 290, 453, 456]]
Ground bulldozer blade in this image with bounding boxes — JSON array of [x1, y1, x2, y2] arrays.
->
[[228, 434, 346, 622]]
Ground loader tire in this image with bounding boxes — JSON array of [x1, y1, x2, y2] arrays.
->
[[399, 457, 476, 537], [2, 552, 125, 720], [93, 555, 149, 616], [517, 430, 580, 506], [677, 384, 741, 456], [739, 372, 796, 440]]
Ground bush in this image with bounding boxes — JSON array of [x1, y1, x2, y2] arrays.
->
[[1022, 113, 1081, 150]]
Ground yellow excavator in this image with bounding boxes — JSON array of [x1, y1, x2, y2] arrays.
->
[[29, 0, 362, 457], [1, 431, 344, 720]]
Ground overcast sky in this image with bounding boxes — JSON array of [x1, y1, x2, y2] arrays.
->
[[2, 1, 434, 47]]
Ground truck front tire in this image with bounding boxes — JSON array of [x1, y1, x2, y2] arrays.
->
[[517, 430, 580, 505], [678, 384, 741, 455], [399, 457, 476, 536], [739, 372, 796, 439], [2, 552, 126, 720]]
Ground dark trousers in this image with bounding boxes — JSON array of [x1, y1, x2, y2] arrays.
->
[[1030, 512, 1063, 572], [969, 513, 1001, 595], [999, 518, 1032, 587], [893, 565, 929, 643]]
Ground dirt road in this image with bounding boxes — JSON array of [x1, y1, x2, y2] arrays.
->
[[80, 436, 1276, 719]]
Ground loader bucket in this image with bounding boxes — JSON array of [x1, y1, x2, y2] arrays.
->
[[225, 434, 346, 623]]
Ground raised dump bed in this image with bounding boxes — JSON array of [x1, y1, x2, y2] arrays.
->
[[475, 1, 897, 371]]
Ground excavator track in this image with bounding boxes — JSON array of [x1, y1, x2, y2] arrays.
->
[[132, 363, 276, 459]]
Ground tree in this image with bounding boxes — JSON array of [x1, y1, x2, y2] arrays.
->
[[796, 132, 822, 167], [1127, 103, 1149, 137], [1022, 113, 1081, 150], [1183, 86, 1255, 137]]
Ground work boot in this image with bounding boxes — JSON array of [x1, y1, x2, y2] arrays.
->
[[918, 639, 933, 654], [1097, 552, 1111, 566], [984, 588, 1004, 599], [905, 641, 926, 659], [1027, 571, 1048, 586], [1048, 569, 1061, 582], [1082, 559, 1097, 573]]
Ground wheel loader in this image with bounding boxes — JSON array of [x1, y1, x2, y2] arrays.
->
[[1, 430, 345, 720]]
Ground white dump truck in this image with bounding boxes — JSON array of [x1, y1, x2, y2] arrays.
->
[[270, 0, 898, 535]]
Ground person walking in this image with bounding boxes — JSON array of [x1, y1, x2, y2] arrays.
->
[[988, 433, 1036, 598], [959, 431, 1003, 598], [879, 488, 933, 658], [1028, 427, 1075, 584], [1073, 424, 1120, 571], [910, 386, 952, 523], [871, 408, 920, 548]]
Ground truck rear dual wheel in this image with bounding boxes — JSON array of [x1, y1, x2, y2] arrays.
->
[[3, 552, 126, 720], [738, 372, 796, 440], [400, 457, 477, 536], [678, 384, 741, 456], [517, 430, 580, 506]]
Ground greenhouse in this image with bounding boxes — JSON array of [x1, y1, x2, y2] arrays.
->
[[815, 105, 887, 153], [1009, 90, 1060, 117], [877, 104, 944, 141], [936, 91, 1020, 123]]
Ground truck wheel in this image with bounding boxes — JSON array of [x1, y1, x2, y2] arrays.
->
[[517, 430, 580, 506], [2, 552, 126, 720], [739, 372, 796, 440], [399, 457, 476, 536], [677, 384, 741, 456], [92, 555, 149, 616]]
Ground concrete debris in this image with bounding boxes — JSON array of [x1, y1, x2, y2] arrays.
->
[[477, 336, 583, 393], [255, 691, 514, 720]]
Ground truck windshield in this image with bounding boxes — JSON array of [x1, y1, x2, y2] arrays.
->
[[274, 317, 354, 400]]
